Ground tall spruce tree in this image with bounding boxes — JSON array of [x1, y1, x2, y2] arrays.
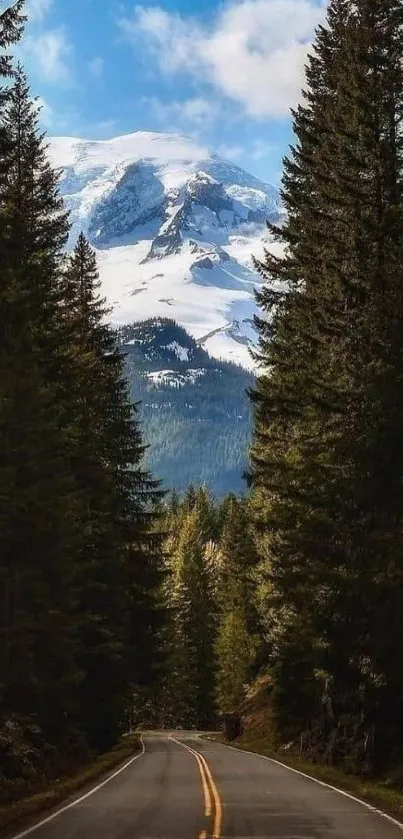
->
[[167, 503, 216, 727], [215, 498, 261, 714], [0, 65, 82, 735], [0, 2, 25, 93], [216, 498, 258, 625], [215, 612, 255, 715], [251, 0, 403, 770], [61, 234, 165, 748]]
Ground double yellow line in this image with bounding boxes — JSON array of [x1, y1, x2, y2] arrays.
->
[[170, 736, 223, 839]]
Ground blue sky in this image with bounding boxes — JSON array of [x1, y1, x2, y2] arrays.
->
[[17, 0, 325, 184]]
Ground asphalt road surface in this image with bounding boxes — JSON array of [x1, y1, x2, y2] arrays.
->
[[9, 732, 403, 839]]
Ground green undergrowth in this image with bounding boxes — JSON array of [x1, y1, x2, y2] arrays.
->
[[206, 732, 403, 824], [0, 734, 141, 837]]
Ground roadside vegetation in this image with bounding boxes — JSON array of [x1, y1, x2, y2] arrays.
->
[[0, 735, 141, 834]]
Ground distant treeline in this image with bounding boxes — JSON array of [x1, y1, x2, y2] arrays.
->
[[148, 488, 261, 731]]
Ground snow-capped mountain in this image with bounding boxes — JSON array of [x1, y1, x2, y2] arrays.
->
[[48, 131, 282, 368]]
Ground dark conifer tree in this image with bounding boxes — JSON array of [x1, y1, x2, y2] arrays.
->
[[184, 484, 197, 512], [217, 499, 258, 621], [215, 498, 261, 714], [168, 489, 180, 516], [0, 2, 25, 86], [61, 234, 165, 747], [0, 66, 81, 734], [251, 0, 403, 769], [194, 485, 217, 543], [162, 500, 216, 727]]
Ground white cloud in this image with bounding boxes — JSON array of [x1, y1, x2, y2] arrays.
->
[[24, 27, 73, 84], [181, 98, 217, 124], [250, 138, 277, 160], [36, 95, 54, 128], [26, 0, 54, 22], [216, 144, 245, 161], [120, 0, 325, 118], [89, 57, 104, 77], [144, 96, 218, 126], [217, 139, 277, 163]]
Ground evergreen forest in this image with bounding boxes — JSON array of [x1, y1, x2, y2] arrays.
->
[[120, 319, 253, 497], [3, 0, 403, 813]]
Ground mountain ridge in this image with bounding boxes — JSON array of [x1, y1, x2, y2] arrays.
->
[[49, 131, 281, 368]]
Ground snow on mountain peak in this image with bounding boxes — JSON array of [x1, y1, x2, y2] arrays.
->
[[48, 131, 210, 172], [49, 130, 282, 369]]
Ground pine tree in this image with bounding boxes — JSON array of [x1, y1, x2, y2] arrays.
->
[[0, 66, 81, 735], [61, 234, 165, 748], [168, 505, 216, 727], [0, 2, 26, 301], [216, 492, 237, 537], [215, 612, 255, 715], [214, 498, 261, 714], [168, 489, 180, 516], [184, 484, 197, 512], [250, 0, 403, 769], [216, 498, 258, 627], [194, 486, 217, 543], [0, 2, 25, 89]]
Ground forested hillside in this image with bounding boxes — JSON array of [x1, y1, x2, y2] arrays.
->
[[120, 320, 253, 496]]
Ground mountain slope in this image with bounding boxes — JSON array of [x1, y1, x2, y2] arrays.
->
[[49, 131, 281, 368], [120, 319, 253, 495]]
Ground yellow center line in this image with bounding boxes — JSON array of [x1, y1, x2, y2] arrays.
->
[[171, 736, 222, 839], [170, 736, 212, 818], [197, 749, 222, 839]]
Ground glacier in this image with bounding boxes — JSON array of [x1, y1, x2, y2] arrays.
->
[[48, 131, 282, 369]]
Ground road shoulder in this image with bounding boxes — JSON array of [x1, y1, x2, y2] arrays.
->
[[202, 734, 403, 829], [0, 734, 143, 839]]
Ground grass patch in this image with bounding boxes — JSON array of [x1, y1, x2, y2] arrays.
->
[[205, 732, 403, 824], [0, 734, 141, 837]]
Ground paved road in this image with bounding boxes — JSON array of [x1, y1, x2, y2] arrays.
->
[[8, 732, 403, 839]]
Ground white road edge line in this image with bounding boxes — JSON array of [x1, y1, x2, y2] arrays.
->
[[206, 738, 403, 832], [9, 735, 146, 839]]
